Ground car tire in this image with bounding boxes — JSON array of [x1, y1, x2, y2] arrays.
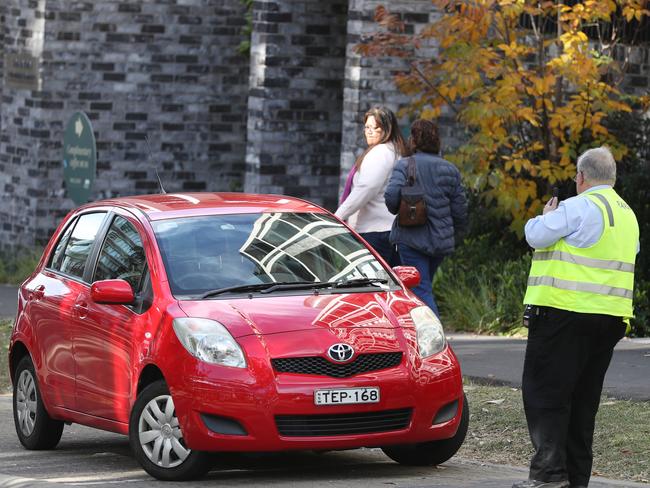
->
[[381, 393, 469, 466], [13, 356, 64, 450], [129, 380, 212, 481]]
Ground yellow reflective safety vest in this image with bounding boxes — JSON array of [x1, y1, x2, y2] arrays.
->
[[524, 188, 638, 318]]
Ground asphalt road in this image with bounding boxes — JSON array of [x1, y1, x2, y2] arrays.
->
[[0, 285, 17, 321], [0, 395, 646, 488], [448, 334, 650, 401]]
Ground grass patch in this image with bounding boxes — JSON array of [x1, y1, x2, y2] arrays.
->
[[0, 248, 41, 285], [461, 381, 650, 484], [1, 319, 12, 393]]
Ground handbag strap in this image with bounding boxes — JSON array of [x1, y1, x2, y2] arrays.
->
[[406, 157, 417, 186]]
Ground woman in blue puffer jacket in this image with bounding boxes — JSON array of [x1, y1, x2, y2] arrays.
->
[[384, 119, 468, 316]]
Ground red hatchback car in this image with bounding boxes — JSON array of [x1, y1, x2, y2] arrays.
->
[[9, 192, 468, 480]]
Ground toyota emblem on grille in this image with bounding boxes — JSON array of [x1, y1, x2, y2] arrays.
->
[[327, 343, 354, 362]]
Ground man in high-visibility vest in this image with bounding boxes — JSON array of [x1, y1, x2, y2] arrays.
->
[[512, 147, 639, 488]]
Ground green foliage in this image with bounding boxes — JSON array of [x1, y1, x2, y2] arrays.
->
[[0, 248, 42, 285], [631, 283, 650, 337], [435, 108, 650, 337], [435, 234, 531, 335], [437, 230, 648, 337], [606, 111, 650, 337], [236, 0, 254, 57]]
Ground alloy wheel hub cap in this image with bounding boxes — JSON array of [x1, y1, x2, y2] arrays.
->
[[138, 394, 191, 468], [15, 370, 37, 437]]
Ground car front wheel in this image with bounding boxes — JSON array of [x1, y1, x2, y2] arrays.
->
[[129, 380, 212, 481], [13, 356, 64, 450], [382, 393, 469, 466]]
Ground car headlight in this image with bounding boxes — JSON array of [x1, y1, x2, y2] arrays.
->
[[172, 318, 246, 368], [410, 306, 446, 358]]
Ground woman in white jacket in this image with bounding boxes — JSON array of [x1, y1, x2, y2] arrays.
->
[[335, 106, 407, 266]]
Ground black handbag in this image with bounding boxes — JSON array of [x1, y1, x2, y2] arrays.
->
[[398, 157, 428, 227]]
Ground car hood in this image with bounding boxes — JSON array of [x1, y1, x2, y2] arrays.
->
[[177, 291, 416, 338]]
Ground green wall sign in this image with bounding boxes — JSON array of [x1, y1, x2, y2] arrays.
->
[[63, 112, 96, 205]]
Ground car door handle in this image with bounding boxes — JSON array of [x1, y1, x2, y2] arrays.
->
[[74, 301, 89, 319], [30, 285, 45, 301]]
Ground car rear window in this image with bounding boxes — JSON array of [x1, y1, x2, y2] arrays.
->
[[152, 212, 394, 297]]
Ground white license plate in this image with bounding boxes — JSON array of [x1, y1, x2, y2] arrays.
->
[[314, 387, 380, 406]]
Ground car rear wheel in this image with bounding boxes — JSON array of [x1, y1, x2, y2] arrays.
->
[[13, 356, 64, 450], [129, 380, 212, 481], [382, 394, 469, 466]]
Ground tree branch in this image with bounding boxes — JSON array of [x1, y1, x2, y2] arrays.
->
[[410, 62, 460, 115]]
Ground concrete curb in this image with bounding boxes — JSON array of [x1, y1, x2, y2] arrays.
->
[[447, 333, 650, 347]]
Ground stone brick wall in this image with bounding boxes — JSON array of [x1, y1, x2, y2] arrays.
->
[[244, 0, 348, 212], [0, 3, 5, 136], [340, 0, 451, 196], [0, 0, 250, 249], [1, 0, 648, 251], [0, 0, 48, 249]]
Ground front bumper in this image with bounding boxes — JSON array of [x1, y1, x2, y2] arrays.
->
[[166, 332, 464, 452]]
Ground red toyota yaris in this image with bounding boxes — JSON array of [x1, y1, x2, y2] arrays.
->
[[9, 193, 468, 480]]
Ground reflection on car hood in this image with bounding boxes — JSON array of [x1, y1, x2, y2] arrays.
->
[[177, 291, 416, 337]]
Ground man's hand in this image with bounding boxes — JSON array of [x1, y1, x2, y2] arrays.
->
[[543, 196, 559, 215]]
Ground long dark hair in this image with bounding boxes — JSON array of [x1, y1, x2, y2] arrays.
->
[[355, 106, 408, 170]]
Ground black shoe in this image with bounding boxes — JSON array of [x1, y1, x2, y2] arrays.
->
[[512, 480, 570, 488]]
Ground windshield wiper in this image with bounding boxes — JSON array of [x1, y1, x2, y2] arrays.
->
[[201, 281, 316, 298], [201, 283, 276, 298], [259, 281, 332, 294], [201, 277, 389, 299], [332, 277, 388, 288]]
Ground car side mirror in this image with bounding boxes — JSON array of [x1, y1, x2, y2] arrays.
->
[[91, 279, 135, 305], [392, 266, 421, 289]]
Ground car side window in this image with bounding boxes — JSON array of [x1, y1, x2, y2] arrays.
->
[[94, 216, 147, 295], [49, 217, 78, 270], [54, 213, 107, 279]]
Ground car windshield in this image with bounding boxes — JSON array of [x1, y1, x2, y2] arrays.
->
[[152, 212, 396, 297]]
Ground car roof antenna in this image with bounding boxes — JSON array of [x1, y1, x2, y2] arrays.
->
[[145, 135, 167, 194]]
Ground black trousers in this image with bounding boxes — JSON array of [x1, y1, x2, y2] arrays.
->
[[522, 306, 625, 487]]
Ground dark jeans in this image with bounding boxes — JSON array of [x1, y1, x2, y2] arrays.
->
[[397, 243, 444, 316], [522, 306, 625, 486], [359, 231, 399, 267]]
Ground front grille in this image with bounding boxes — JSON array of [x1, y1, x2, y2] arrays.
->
[[276, 408, 412, 437], [272, 352, 402, 378]]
